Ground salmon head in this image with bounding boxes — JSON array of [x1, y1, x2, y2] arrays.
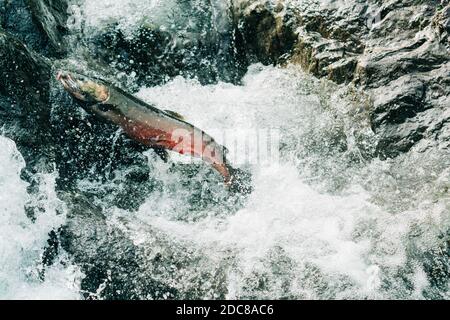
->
[[57, 71, 110, 104]]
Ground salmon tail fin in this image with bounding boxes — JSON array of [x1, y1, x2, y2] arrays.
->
[[225, 165, 253, 195]]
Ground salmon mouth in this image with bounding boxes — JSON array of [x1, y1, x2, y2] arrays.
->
[[56, 71, 87, 101]]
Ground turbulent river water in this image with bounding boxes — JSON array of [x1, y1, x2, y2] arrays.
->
[[1, 0, 449, 299]]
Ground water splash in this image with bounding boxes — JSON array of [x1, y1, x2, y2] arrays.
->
[[99, 65, 449, 299], [24, 0, 450, 299], [0, 136, 82, 299]]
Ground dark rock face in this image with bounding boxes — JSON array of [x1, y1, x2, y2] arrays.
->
[[370, 62, 450, 157], [232, 0, 450, 157], [0, 32, 50, 107], [232, 0, 298, 65], [0, 0, 46, 54], [25, 0, 69, 56], [0, 31, 53, 169], [58, 193, 229, 300], [0, 0, 69, 57], [0, 0, 68, 165], [59, 195, 179, 300], [358, 1, 450, 157], [232, 0, 367, 82]]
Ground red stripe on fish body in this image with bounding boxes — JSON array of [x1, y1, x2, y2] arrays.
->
[[103, 87, 231, 182]]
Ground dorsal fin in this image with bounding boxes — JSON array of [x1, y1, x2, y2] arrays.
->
[[164, 110, 185, 121]]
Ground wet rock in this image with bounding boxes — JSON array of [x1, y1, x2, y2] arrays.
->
[[0, 0, 44, 52], [432, 3, 450, 35], [59, 195, 176, 300], [355, 24, 448, 88], [0, 32, 50, 105], [0, 0, 68, 57], [25, 0, 69, 56], [232, 0, 297, 65], [232, 0, 450, 156], [371, 61, 450, 157], [0, 31, 54, 169], [59, 193, 229, 299], [231, 0, 366, 83], [370, 76, 427, 127]]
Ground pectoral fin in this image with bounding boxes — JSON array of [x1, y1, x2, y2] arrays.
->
[[164, 110, 185, 121]]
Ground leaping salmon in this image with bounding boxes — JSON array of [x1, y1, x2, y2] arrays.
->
[[56, 71, 251, 193]]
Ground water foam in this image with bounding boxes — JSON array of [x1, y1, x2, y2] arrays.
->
[[0, 136, 81, 299], [79, 0, 163, 33], [76, 0, 229, 37], [104, 65, 449, 299]]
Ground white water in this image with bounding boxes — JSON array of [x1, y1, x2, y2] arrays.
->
[[107, 65, 448, 299], [0, 137, 82, 299], [74, 0, 228, 38], [4, 62, 447, 299], [77, 0, 165, 35]]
